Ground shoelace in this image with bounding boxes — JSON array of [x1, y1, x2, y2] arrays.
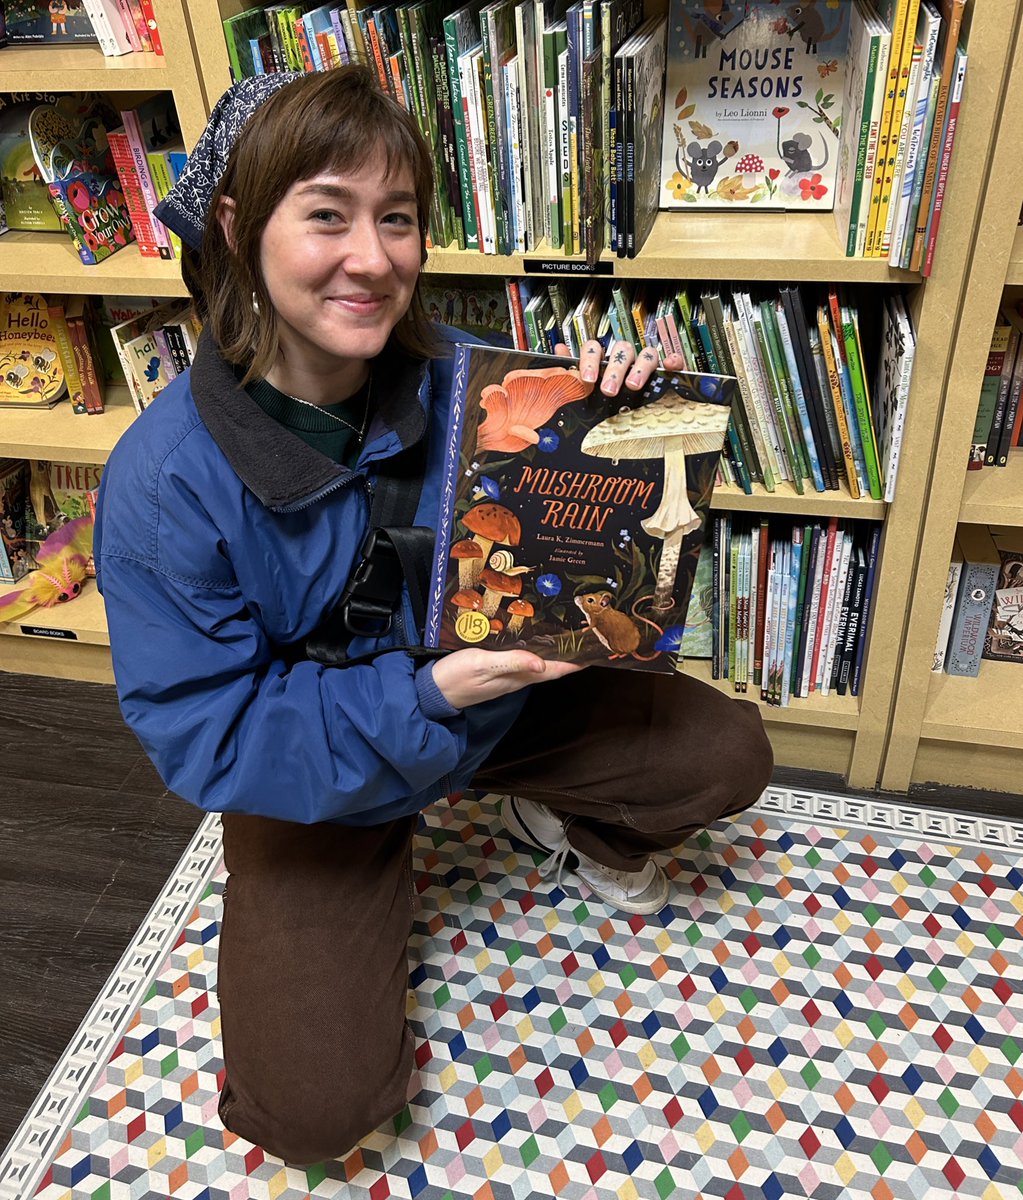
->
[[538, 840, 640, 897]]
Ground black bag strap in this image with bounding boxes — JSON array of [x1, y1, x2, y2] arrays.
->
[[303, 437, 443, 668]]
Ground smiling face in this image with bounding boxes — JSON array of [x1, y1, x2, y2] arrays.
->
[[256, 162, 422, 399]]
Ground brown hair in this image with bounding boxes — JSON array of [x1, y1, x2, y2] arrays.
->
[[196, 66, 440, 383]]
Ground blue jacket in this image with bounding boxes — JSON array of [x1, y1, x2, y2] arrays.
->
[[95, 326, 526, 824]]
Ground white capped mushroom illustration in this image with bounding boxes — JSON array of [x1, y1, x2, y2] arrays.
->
[[581, 387, 731, 607]]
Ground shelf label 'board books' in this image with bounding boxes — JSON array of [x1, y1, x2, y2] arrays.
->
[[659, 0, 849, 211], [427, 344, 736, 673]]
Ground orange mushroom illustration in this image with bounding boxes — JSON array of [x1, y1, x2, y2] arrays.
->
[[450, 538, 484, 589], [506, 597, 534, 636], [581, 387, 731, 607], [461, 503, 522, 567], [478, 567, 522, 617], [475, 367, 594, 454]]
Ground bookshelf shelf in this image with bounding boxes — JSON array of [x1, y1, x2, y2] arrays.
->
[[711, 480, 886, 520], [686, 659, 859, 730], [921, 661, 1023, 749], [0, 579, 107, 644], [0, 232, 188, 298], [959, 456, 1023, 526], [0, 42, 170, 90], [1007, 228, 1023, 286], [425, 211, 919, 284], [0, 390, 136, 464]]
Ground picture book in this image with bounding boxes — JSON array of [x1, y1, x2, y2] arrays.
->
[[420, 278, 513, 346], [426, 343, 736, 673], [0, 96, 64, 233], [945, 523, 999, 678], [24, 459, 104, 575], [982, 532, 1023, 666], [0, 459, 34, 583], [0, 293, 68, 408], [3, 0, 98, 43], [659, 0, 850, 211]]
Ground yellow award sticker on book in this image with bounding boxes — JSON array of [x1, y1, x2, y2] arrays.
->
[[455, 610, 492, 644]]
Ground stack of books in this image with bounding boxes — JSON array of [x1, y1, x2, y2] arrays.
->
[[968, 301, 1023, 470], [0, 0, 163, 55]]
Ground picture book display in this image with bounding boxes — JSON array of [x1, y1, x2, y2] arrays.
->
[[0, 292, 68, 408], [659, 0, 850, 210], [3, 0, 98, 43], [982, 531, 1023, 666], [426, 344, 736, 673]]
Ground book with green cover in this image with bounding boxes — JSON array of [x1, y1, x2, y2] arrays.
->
[[426, 343, 736, 673], [443, 2, 483, 251]]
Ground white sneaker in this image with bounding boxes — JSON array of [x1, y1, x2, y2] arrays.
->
[[501, 795, 670, 916]]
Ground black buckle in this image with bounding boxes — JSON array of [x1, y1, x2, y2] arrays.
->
[[336, 529, 405, 639]]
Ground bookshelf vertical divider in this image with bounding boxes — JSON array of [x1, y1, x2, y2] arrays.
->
[[881, 6, 1023, 795]]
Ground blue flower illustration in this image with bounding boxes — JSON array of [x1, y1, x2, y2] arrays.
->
[[478, 475, 500, 499], [537, 428, 560, 453], [654, 626, 685, 653], [536, 573, 562, 598]]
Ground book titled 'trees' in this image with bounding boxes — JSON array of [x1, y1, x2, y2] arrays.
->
[[426, 344, 737, 673]]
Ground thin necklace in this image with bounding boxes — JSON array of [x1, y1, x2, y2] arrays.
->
[[285, 374, 372, 440]]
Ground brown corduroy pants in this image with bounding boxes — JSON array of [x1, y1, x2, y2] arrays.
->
[[216, 668, 773, 1164]]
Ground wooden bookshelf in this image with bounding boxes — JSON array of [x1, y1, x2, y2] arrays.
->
[[881, 8, 1023, 795], [0, 233, 188, 298], [3, 0, 1023, 796], [1, 390, 137, 464]]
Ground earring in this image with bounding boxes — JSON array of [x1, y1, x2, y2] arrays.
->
[[251, 291, 260, 315]]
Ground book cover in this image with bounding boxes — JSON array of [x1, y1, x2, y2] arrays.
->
[[426, 344, 736, 673], [932, 535, 962, 671], [0, 459, 34, 582], [65, 296, 106, 415], [25, 460, 104, 575], [944, 523, 999, 678], [679, 532, 713, 659], [660, 0, 849, 211], [624, 15, 667, 258], [109, 298, 189, 413], [420, 278, 513, 345], [982, 532, 1023, 665], [0, 96, 66, 233], [873, 290, 916, 501], [4, 0, 98, 42], [0, 293, 68, 408]]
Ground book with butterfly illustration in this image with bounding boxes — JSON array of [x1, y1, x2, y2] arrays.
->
[[425, 343, 737, 673], [658, 0, 850, 211]]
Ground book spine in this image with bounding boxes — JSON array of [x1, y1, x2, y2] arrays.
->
[[80, 0, 132, 54], [823, 533, 854, 694], [816, 305, 859, 497], [66, 316, 104, 415], [48, 305, 86, 414], [775, 302, 823, 492], [932, 551, 963, 671], [136, 0, 162, 54], [119, 109, 172, 257], [993, 343, 1023, 468], [880, 39, 923, 258], [330, 9, 351, 64], [479, 10, 509, 256], [125, 0, 152, 50], [899, 72, 940, 268], [873, 16, 921, 258], [444, 19, 481, 251], [840, 300, 883, 499], [114, 0, 143, 50], [851, 524, 882, 694], [430, 33, 465, 250], [558, 48, 574, 256], [944, 556, 998, 677], [843, 29, 883, 256], [812, 519, 842, 693], [836, 549, 865, 694], [922, 49, 967, 277], [910, 0, 966, 271]]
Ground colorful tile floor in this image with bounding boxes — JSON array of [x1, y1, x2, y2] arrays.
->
[[2, 788, 1023, 1200]]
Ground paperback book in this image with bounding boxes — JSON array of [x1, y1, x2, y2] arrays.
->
[[426, 343, 737, 673], [659, 0, 850, 211]]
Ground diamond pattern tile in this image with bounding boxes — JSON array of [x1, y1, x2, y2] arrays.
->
[[3, 789, 1022, 1200]]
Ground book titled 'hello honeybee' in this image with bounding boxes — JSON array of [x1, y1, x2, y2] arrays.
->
[[426, 344, 737, 672]]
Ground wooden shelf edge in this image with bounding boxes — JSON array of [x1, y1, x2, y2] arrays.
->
[[921, 660, 1023, 750], [1, 389, 137, 464], [1007, 228, 1023, 286], [0, 581, 108, 646], [0, 232, 187, 298], [959, 455, 1023, 526], [682, 658, 860, 730], [712, 480, 885, 519]]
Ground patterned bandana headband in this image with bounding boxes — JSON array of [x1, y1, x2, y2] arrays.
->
[[153, 72, 302, 252]]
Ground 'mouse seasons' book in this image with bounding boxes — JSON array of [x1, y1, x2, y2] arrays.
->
[[659, 0, 850, 211], [426, 344, 736, 673]]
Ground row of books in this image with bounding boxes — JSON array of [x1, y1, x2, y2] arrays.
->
[[0, 0, 163, 55], [0, 291, 194, 415], [0, 456, 101, 583], [221, 1, 967, 273], [969, 301, 1023, 471], [699, 514, 882, 704], [834, 0, 966, 271], [504, 276, 916, 503], [933, 524, 1023, 674], [0, 92, 185, 263]]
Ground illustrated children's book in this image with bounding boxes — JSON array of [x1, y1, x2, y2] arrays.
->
[[426, 344, 736, 673], [0, 293, 68, 408], [4, 0, 98, 43], [659, 0, 850, 211], [982, 531, 1023, 666]]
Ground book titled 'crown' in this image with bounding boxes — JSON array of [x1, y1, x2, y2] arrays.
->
[[426, 343, 736, 673]]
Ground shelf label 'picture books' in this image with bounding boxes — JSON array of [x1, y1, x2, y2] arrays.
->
[[659, 0, 849, 211], [427, 344, 736, 673]]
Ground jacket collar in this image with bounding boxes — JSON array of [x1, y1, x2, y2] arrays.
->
[[190, 328, 430, 509]]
